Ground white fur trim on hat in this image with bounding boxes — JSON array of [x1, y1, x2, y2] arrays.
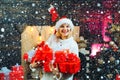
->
[[55, 18, 74, 31]]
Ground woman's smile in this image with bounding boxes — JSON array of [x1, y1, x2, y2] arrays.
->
[[61, 29, 69, 34]]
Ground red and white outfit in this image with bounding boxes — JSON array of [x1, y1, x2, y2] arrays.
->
[[41, 34, 79, 80], [41, 18, 79, 80]]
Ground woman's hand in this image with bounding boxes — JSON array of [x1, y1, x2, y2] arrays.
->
[[30, 62, 38, 68], [30, 59, 41, 69], [49, 63, 62, 79], [29, 61, 39, 72], [49, 63, 59, 75]]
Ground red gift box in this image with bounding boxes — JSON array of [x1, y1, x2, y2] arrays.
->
[[59, 62, 67, 73], [30, 41, 53, 72], [67, 61, 80, 74], [31, 47, 43, 63], [67, 53, 81, 74], [54, 51, 67, 73], [9, 71, 24, 80], [42, 46, 53, 72], [55, 51, 67, 63], [116, 74, 120, 80], [55, 51, 81, 74], [0, 73, 4, 80], [10, 65, 24, 80], [43, 62, 51, 72], [12, 65, 23, 71], [44, 51, 53, 62], [42, 45, 53, 62], [31, 45, 53, 63]]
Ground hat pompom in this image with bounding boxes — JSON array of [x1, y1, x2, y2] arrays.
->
[[55, 18, 74, 31]]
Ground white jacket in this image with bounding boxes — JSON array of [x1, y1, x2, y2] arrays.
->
[[46, 34, 78, 56]]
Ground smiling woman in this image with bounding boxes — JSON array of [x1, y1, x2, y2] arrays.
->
[[29, 18, 80, 80], [42, 18, 79, 80]]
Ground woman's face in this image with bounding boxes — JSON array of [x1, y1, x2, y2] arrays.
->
[[58, 23, 71, 38]]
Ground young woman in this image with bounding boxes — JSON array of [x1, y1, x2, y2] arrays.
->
[[30, 18, 79, 80]]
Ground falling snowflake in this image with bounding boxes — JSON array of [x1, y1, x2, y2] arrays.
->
[[1, 28, 5, 32]]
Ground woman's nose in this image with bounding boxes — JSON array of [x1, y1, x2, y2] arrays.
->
[[62, 28, 69, 33]]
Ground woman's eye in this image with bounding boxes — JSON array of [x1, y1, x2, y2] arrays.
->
[[60, 26, 64, 28], [66, 26, 69, 28]]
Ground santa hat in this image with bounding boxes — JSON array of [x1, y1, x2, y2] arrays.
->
[[55, 18, 74, 31]]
